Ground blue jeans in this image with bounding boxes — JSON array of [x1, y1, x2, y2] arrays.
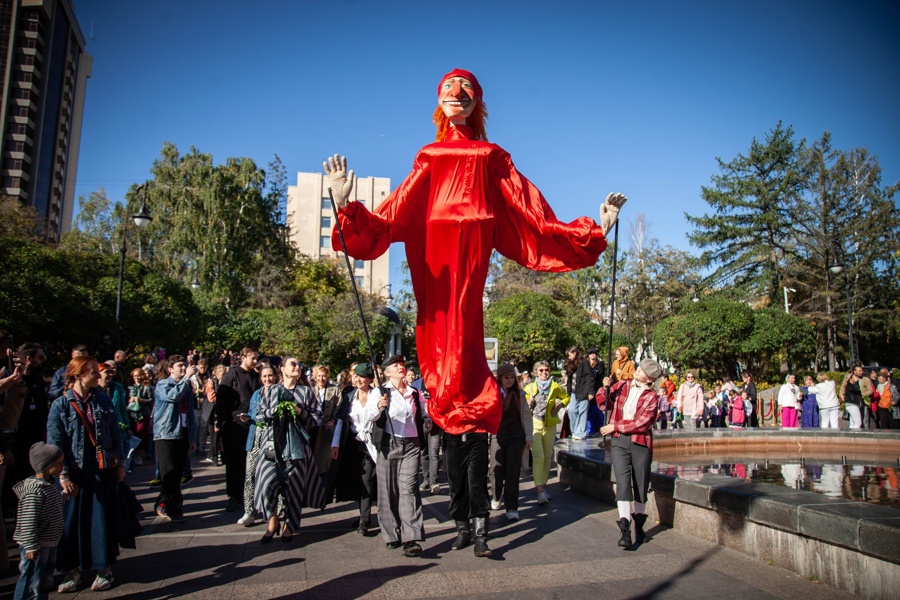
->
[[15, 545, 57, 600], [569, 394, 589, 439]]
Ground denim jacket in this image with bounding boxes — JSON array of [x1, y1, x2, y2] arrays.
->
[[47, 389, 125, 477], [154, 377, 198, 441]]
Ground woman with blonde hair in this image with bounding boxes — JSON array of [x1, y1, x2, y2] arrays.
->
[[523, 361, 568, 506]]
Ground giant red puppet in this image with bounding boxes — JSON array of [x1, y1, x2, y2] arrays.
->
[[325, 69, 625, 555]]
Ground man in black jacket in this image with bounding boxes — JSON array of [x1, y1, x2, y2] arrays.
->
[[587, 348, 607, 435], [214, 347, 259, 512]]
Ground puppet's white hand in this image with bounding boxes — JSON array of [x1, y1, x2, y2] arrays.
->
[[600, 192, 627, 236], [323, 154, 355, 209]]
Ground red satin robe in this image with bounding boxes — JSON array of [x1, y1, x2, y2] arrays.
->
[[332, 125, 607, 435]]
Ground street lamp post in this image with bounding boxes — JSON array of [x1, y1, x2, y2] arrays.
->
[[828, 259, 854, 366], [115, 185, 153, 347], [783, 287, 796, 313]]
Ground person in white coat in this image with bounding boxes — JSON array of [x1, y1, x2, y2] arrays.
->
[[807, 373, 840, 429], [777, 374, 802, 428]]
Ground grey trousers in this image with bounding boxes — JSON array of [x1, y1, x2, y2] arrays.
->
[[376, 437, 425, 544], [610, 435, 652, 504]]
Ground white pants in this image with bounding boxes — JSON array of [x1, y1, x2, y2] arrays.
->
[[845, 404, 862, 429], [819, 407, 840, 429]]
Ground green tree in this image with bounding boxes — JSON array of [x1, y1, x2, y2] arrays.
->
[[653, 296, 755, 377], [0, 195, 44, 241], [742, 307, 816, 378], [0, 238, 199, 359], [784, 133, 900, 369], [687, 122, 806, 303]]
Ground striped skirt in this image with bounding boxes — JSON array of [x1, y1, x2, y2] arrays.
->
[[253, 426, 326, 531]]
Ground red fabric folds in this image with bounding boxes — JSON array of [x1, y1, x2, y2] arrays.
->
[[333, 125, 607, 435]]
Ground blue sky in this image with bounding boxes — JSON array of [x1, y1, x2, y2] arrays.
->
[[71, 0, 900, 289]]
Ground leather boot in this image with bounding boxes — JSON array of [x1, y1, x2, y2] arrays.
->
[[617, 518, 632, 548], [632, 513, 648, 543], [451, 520, 471, 550], [473, 516, 492, 557]]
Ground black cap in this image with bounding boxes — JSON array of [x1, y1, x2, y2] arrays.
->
[[381, 355, 405, 370], [587, 347, 598, 355], [354, 362, 375, 378]]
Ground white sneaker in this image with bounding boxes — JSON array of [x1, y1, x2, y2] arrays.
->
[[506, 510, 519, 521], [537, 492, 549, 505], [91, 570, 114, 591], [490, 499, 502, 511], [237, 512, 256, 526], [58, 569, 81, 593]]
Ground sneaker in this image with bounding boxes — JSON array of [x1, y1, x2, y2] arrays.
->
[[133, 458, 143, 466], [506, 510, 520, 521], [430, 484, 440, 495], [156, 503, 172, 522], [237, 512, 256, 527], [402, 541, 423, 557], [572, 436, 585, 441], [181, 475, 193, 485], [58, 569, 81, 593], [201, 457, 214, 464], [537, 492, 549, 505], [419, 481, 431, 491], [149, 478, 161, 487], [91, 570, 114, 591], [386, 541, 402, 549], [490, 499, 502, 511]]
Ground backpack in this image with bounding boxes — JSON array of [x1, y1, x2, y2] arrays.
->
[[743, 399, 753, 416]]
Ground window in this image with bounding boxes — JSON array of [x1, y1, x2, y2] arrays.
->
[[17, 54, 34, 66], [354, 276, 365, 288], [321, 197, 331, 210], [13, 88, 30, 100], [2, 177, 20, 188], [320, 215, 331, 229], [320, 235, 330, 248], [5, 159, 23, 170], [12, 106, 29, 117], [15, 71, 32, 82], [6, 141, 24, 152], [10, 123, 27, 135], [354, 259, 364, 270]]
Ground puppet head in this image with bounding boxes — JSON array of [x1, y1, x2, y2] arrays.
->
[[433, 68, 488, 142]]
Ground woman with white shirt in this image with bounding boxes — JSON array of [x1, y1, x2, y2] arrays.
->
[[331, 363, 379, 535], [777, 374, 802, 428], [807, 373, 840, 429]]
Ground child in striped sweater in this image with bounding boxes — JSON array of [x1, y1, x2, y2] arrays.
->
[[13, 442, 66, 600]]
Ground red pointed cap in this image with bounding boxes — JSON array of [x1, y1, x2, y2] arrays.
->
[[438, 68, 482, 100]]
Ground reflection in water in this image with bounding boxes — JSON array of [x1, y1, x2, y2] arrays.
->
[[652, 461, 900, 509]]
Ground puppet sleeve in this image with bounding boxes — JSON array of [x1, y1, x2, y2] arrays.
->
[[332, 153, 430, 259], [489, 149, 607, 272]]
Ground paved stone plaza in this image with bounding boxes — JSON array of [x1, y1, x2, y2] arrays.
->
[[1, 454, 860, 599]]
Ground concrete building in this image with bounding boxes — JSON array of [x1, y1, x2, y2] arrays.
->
[[286, 171, 391, 297], [0, 0, 92, 242]]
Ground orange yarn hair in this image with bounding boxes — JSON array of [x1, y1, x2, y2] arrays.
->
[[432, 100, 489, 143]]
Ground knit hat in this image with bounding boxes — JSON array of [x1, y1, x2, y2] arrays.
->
[[354, 362, 375, 379], [639, 358, 664, 381], [497, 363, 516, 378], [438, 68, 483, 100], [29, 441, 63, 474]]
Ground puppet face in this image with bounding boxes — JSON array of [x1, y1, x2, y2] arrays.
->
[[440, 76, 477, 123]]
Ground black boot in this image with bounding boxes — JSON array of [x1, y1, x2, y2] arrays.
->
[[473, 516, 492, 557], [451, 520, 471, 550], [617, 518, 632, 548], [632, 513, 648, 543]]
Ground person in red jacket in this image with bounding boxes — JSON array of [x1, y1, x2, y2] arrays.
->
[[326, 68, 627, 555], [599, 358, 663, 548]]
